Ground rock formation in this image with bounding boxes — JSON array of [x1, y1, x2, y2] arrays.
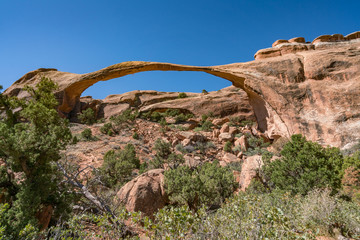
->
[[116, 169, 168, 217], [5, 31, 360, 148]]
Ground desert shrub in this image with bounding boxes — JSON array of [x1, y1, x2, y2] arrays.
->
[[150, 111, 163, 122], [223, 141, 232, 152], [229, 116, 240, 126], [150, 139, 184, 169], [244, 135, 271, 156], [178, 92, 187, 98], [78, 108, 97, 125], [110, 109, 138, 128], [202, 89, 208, 94], [100, 123, 114, 136], [153, 138, 171, 159], [201, 120, 213, 131], [132, 132, 139, 139], [98, 144, 140, 188], [164, 109, 181, 117], [194, 141, 215, 154], [201, 114, 208, 122], [164, 162, 236, 210], [175, 113, 194, 123], [262, 134, 344, 195], [81, 128, 93, 141]]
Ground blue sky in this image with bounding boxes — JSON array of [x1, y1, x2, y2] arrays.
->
[[1, 0, 359, 99]]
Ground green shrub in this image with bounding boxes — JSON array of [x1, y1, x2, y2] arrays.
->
[[201, 120, 213, 131], [153, 138, 172, 159], [175, 113, 193, 123], [150, 111, 163, 122], [132, 132, 139, 139], [110, 109, 138, 127], [201, 114, 208, 122], [202, 89, 208, 94], [78, 108, 97, 125], [81, 128, 93, 141], [262, 134, 344, 195], [150, 139, 184, 169], [100, 123, 114, 136], [178, 92, 187, 98], [164, 109, 181, 117], [224, 141, 232, 152], [164, 162, 236, 210], [98, 144, 140, 188]]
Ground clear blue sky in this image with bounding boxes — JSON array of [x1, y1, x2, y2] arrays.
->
[[1, 0, 359, 99]]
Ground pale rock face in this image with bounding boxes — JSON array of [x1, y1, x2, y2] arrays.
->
[[116, 169, 167, 217], [5, 31, 360, 148], [234, 135, 248, 152], [220, 123, 230, 133], [219, 133, 233, 142], [212, 118, 230, 126], [239, 155, 263, 191], [222, 153, 239, 163]]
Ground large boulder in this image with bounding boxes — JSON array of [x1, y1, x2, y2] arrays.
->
[[116, 169, 168, 217], [239, 155, 263, 191]]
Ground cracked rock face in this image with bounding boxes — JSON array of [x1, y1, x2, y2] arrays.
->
[[5, 32, 360, 148]]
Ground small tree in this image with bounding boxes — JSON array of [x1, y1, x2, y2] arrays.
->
[[262, 134, 344, 195], [0, 78, 73, 237], [78, 108, 97, 125], [98, 144, 140, 188]]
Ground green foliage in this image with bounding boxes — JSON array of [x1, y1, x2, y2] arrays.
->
[[164, 162, 236, 209], [175, 113, 193, 123], [150, 111, 163, 122], [202, 89, 208, 94], [244, 134, 271, 156], [201, 114, 208, 122], [148, 189, 360, 239], [81, 128, 93, 140], [132, 132, 139, 139], [0, 77, 73, 238], [98, 144, 140, 188], [224, 141, 233, 152], [263, 134, 344, 195], [100, 122, 114, 136], [149, 139, 184, 169], [200, 120, 213, 131], [78, 108, 97, 125], [110, 109, 138, 129], [178, 92, 187, 98]]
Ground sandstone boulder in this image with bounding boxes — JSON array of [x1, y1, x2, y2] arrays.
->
[[239, 155, 263, 191], [220, 123, 229, 133], [212, 118, 229, 126], [234, 135, 248, 151], [116, 169, 167, 217], [219, 133, 233, 142], [222, 153, 239, 163]]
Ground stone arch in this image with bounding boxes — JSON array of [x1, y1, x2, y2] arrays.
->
[[58, 61, 276, 137]]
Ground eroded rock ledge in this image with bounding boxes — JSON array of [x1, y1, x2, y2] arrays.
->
[[5, 31, 360, 148]]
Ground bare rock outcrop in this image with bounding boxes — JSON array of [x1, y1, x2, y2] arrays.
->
[[239, 155, 263, 191], [116, 169, 168, 217], [5, 31, 360, 148]]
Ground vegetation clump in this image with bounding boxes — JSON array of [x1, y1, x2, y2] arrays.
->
[[0, 78, 74, 238], [78, 108, 97, 125], [98, 144, 140, 188], [164, 161, 236, 210]]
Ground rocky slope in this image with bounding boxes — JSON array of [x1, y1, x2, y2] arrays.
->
[[5, 31, 360, 148]]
